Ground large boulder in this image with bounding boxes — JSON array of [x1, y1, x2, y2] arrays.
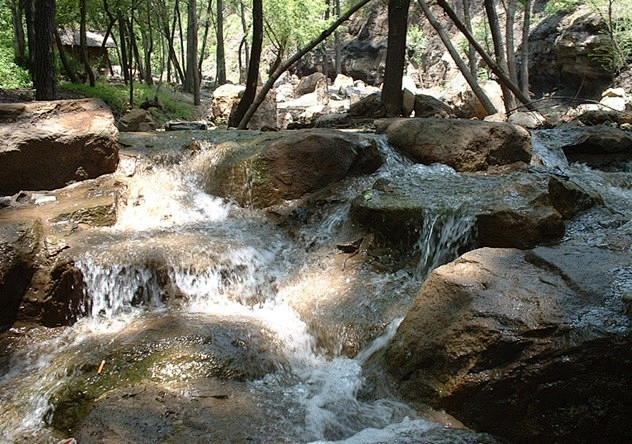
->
[[210, 84, 277, 129], [202, 129, 383, 208], [117, 108, 157, 132], [558, 125, 632, 171], [350, 168, 567, 251], [0, 99, 119, 195], [529, 7, 612, 97], [385, 246, 632, 443], [377, 118, 532, 172]]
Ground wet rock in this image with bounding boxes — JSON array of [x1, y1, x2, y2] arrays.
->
[[377, 118, 531, 172], [548, 175, 600, 218], [385, 246, 631, 443], [203, 129, 383, 208], [50, 313, 289, 437], [0, 99, 119, 195], [0, 221, 40, 331], [18, 259, 87, 327], [557, 125, 632, 171], [313, 112, 353, 128], [350, 168, 564, 250], [117, 108, 157, 132]]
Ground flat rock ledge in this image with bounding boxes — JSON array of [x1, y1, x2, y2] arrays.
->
[[0, 99, 119, 195]]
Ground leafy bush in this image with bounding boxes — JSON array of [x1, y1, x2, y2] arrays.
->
[[0, 46, 31, 89]]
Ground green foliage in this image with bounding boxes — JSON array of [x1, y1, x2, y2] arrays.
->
[[407, 24, 426, 65], [264, 0, 331, 57], [0, 4, 31, 89], [588, 0, 632, 73], [0, 47, 31, 89], [59, 80, 198, 123], [544, 0, 581, 15]]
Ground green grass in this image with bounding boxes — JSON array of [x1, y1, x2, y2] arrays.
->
[[59, 80, 200, 124]]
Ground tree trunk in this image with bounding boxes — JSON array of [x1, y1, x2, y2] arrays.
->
[[334, 0, 342, 75], [237, 0, 373, 129], [80, 0, 96, 86], [166, 1, 186, 84], [9, 0, 28, 67], [143, 0, 154, 85], [185, 0, 200, 104], [462, 0, 477, 77], [484, 0, 514, 113], [229, 0, 262, 127], [382, 0, 410, 117], [216, 0, 226, 84], [117, 11, 130, 83], [417, 0, 496, 115], [520, 0, 532, 97], [31, 0, 56, 100], [436, 0, 536, 112], [54, 29, 79, 83], [199, 0, 214, 77], [505, 0, 519, 86]]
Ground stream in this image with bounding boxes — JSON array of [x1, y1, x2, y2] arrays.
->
[[0, 127, 630, 443]]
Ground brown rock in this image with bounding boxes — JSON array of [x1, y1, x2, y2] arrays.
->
[[378, 118, 531, 172], [203, 129, 383, 208], [0, 99, 119, 195], [117, 108, 157, 132], [386, 246, 632, 443]]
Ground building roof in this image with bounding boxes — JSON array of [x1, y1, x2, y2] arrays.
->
[[58, 29, 116, 48]]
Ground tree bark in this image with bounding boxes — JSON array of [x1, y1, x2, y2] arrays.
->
[[199, 0, 214, 76], [9, 0, 28, 67], [505, 0, 519, 86], [520, 0, 532, 97], [117, 11, 130, 83], [462, 0, 477, 77], [143, 0, 154, 85], [484, 0, 514, 113], [417, 0, 497, 115], [436, 0, 536, 112], [382, 0, 410, 117], [216, 0, 227, 84], [31, 0, 56, 100], [80, 0, 96, 86], [54, 29, 79, 83], [185, 0, 200, 104], [237, 0, 373, 129], [229, 0, 262, 127]]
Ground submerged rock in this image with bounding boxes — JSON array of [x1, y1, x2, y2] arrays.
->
[[0, 99, 119, 195], [202, 129, 383, 208], [377, 118, 532, 172], [385, 246, 631, 443], [350, 167, 567, 249]]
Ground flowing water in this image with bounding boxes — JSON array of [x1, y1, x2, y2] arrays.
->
[[1, 128, 630, 443]]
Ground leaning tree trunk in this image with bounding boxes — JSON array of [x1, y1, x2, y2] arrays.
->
[[417, 0, 497, 115], [382, 0, 410, 117], [228, 0, 262, 127], [237, 0, 373, 129], [54, 29, 79, 83], [484, 0, 515, 113], [31, 0, 56, 100], [437, 0, 536, 112], [462, 0, 477, 77], [9, 0, 28, 67]]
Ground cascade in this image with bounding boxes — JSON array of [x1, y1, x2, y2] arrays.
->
[[2, 128, 629, 442]]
